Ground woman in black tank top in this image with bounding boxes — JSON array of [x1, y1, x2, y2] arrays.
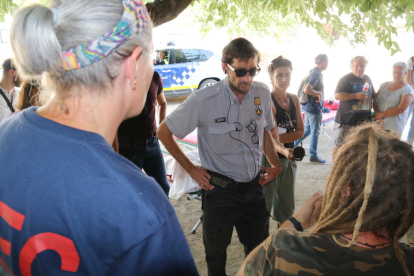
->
[[262, 56, 304, 225]]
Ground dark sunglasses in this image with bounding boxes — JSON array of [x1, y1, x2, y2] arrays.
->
[[227, 64, 261, 78]]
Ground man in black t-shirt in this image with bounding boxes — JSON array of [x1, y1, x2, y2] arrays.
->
[[332, 56, 375, 160]]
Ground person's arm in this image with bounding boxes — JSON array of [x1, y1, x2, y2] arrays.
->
[[237, 190, 323, 276], [304, 71, 323, 102], [304, 83, 322, 103], [279, 95, 304, 144], [335, 92, 367, 101], [372, 84, 384, 113], [374, 94, 413, 121], [334, 76, 367, 101], [260, 128, 282, 186], [406, 69, 414, 88], [156, 91, 167, 124], [157, 123, 213, 190]]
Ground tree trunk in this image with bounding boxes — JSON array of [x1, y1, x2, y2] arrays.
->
[[146, 0, 195, 28]]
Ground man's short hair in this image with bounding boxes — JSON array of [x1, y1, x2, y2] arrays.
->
[[222, 38, 260, 65], [350, 56, 368, 67], [315, 54, 328, 65], [2, 58, 14, 75]]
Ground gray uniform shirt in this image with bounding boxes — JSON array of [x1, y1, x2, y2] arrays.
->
[[165, 79, 275, 182]]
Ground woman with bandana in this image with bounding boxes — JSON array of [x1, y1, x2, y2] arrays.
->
[[0, 1, 198, 275]]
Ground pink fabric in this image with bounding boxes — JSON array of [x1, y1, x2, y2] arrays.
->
[[324, 99, 339, 110], [322, 110, 337, 123]]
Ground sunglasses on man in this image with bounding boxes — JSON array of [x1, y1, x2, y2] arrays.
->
[[227, 64, 261, 78]]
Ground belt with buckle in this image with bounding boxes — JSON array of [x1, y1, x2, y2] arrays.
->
[[119, 136, 158, 147], [207, 170, 258, 191]]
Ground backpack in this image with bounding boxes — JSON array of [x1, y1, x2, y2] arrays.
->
[[297, 71, 311, 105]]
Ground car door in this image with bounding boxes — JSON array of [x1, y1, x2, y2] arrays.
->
[[172, 49, 200, 95], [154, 49, 174, 91]]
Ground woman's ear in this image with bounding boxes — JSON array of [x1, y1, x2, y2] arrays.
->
[[126, 46, 143, 90]]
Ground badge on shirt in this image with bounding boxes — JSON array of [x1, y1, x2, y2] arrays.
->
[[254, 97, 261, 106], [214, 117, 226, 123], [255, 106, 262, 117]]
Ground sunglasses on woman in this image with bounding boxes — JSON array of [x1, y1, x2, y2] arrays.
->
[[227, 64, 261, 78]]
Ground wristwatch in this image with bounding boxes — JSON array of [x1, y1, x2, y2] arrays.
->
[[288, 217, 304, 232]]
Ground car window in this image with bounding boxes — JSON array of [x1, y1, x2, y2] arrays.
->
[[175, 49, 200, 63], [199, 50, 213, 62], [154, 49, 170, 65]]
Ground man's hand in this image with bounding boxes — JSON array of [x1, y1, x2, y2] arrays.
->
[[283, 148, 293, 160], [374, 112, 383, 121], [314, 92, 322, 103], [258, 165, 281, 186], [188, 165, 213, 190], [292, 190, 323, 229], [355, 92, 368, 100]]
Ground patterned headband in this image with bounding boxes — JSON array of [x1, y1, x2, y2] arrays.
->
[[61, 0, 148, 71]]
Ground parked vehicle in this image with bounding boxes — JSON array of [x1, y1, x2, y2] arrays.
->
[[154, 47, 225, 98]]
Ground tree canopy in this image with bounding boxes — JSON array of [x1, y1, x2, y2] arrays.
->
[[1, 0, 413, 55]]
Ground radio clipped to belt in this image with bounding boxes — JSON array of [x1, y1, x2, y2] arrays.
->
[[208, 170, 258, 191]]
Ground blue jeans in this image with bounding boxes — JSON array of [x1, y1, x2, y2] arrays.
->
[[119, 137, 170, 196], [294, 111, 322, 159]]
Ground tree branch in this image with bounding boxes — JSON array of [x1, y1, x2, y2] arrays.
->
[[146, 0, 195, 28]]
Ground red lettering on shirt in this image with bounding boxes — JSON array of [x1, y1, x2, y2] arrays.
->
[[0, 201, 25, 230], [0, 256, 14, 276], [0, 237, 11, 255], [19, 233, 80, 276]]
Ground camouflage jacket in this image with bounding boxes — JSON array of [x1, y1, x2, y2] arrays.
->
[[243, 229, 414, 275]]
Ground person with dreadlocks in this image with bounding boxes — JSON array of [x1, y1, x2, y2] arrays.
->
[[237, 124, 414, 276]]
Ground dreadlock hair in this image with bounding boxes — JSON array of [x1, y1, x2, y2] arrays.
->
[[313, 123, 414, 276]]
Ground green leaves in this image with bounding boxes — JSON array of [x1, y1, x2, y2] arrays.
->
[[2, 0, 413, 55], [192, 0, 414, 55], [0, 0, 18, 22], [0, 0, 50, 22]]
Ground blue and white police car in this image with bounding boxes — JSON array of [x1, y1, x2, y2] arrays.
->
[[154, 47, 225, 98]]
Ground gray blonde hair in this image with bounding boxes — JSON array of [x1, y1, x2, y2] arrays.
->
[[393, 62, 407, 73], [11, 0, 153, 101], [350, 56, 368, 67]]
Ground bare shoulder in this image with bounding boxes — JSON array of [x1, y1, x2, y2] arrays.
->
[[288, 93, 300, 105]]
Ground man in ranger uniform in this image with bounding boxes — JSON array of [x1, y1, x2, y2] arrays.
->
[[159, 37, 286, 276]]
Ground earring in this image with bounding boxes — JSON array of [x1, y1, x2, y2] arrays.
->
[[134, 80, 137, 85]]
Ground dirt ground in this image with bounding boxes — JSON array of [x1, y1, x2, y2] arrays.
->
[[169, 124, 335, 276]]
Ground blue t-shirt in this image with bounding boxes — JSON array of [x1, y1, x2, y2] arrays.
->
[[302, 67, 324, 114], [0, 107, 198, 276]]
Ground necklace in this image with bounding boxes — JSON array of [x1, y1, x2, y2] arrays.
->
[[339, 235, 392, 249], [274, 92, 288, 107]]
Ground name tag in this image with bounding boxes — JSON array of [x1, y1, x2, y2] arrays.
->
[[214, 117, 226, 123]]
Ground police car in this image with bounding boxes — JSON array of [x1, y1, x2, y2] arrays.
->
[[154, 47, 225, 98]]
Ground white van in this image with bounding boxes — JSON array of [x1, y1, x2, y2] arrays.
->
[[154, 47, 225, 98]]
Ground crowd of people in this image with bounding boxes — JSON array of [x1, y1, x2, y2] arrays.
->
[[0, 0, 413, 276]]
